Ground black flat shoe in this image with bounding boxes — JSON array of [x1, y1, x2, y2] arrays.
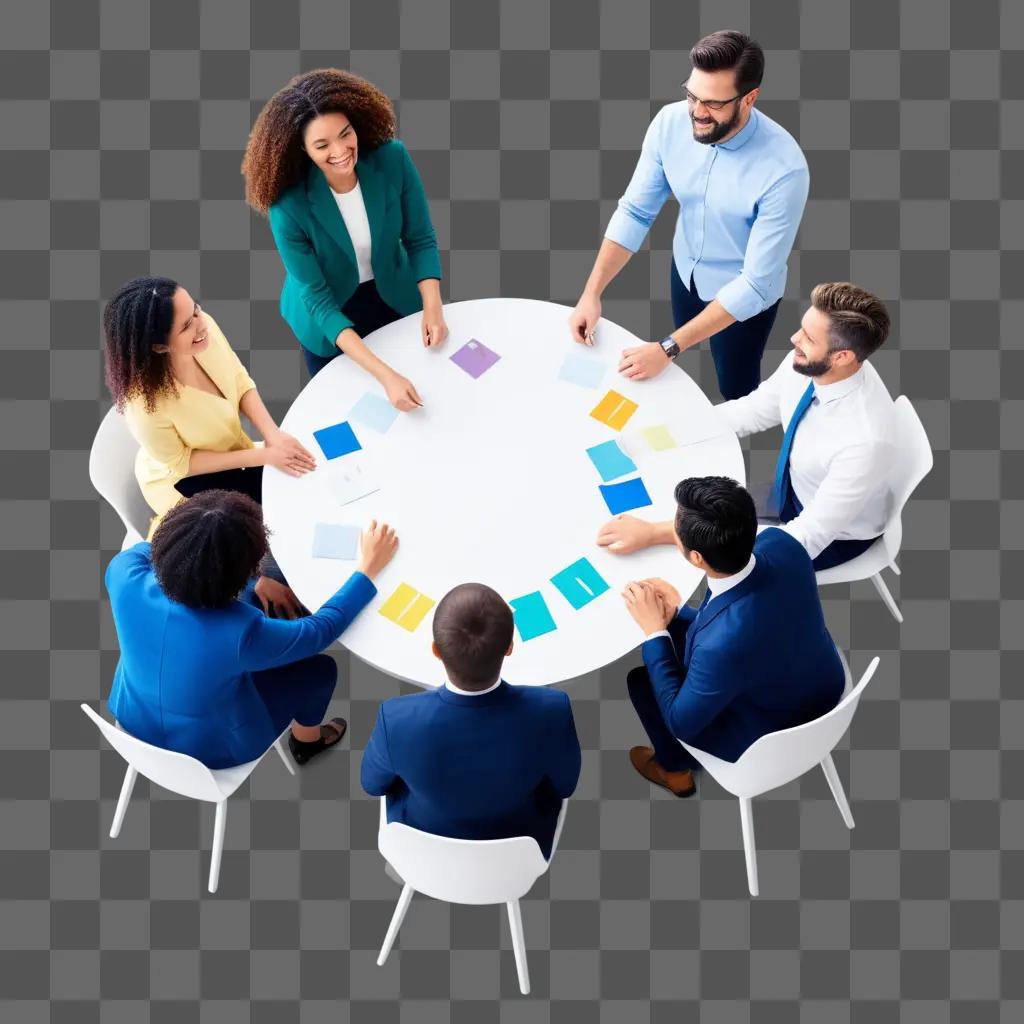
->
[[288, 717, 347, 766]]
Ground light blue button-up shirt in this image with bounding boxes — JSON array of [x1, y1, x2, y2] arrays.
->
[[605, 103, 809, 323]]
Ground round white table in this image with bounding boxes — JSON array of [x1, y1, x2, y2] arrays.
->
[[263, 298, 744, 688]]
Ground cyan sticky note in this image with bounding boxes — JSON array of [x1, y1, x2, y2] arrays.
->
[[558, 350, 606, 390], [349, 392, 399, 434], [313, 420, 361, 460], [598, 476, 654, 516], [510, 591, 558, 642], [586, 440, 637, 482], [312, 523, 360, 560], [550, 557, 610, 611]]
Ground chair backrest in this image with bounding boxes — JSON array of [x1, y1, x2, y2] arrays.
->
[[88, 407, 151, 541], [880, 396, 933, 559], [376, 798, 563, 905], [683, 657, 880, 799], [81, 703, 226, 804]]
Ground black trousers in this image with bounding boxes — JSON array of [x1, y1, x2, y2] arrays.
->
[[302, 280, 402, 377], [670, 262, 781, 400], [174, 465, 263, 504]]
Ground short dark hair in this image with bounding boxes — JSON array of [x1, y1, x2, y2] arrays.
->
[[150, 490, 269, 609], [103, 275, 179, 413], [810, 282, 891, 363], [673, 477, 757, 575], [432, 583, 514, 690], [689, 30, 765, 95]]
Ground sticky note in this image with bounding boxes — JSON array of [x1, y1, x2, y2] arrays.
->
[[313, 420, 362, 460], [312, 523, 361, 560], [349, 392, 399, 434], [326, 461, 380, 506], [558, 350, 606, 390], [510, 591, 558, 642], [586, 440, 637, 482], [450, 339, 501, 379], [550, 557, 610, 611], [590, 389, 638, 431], [379, 583, 436, 633], [641, 425, 677, 451], [599, 476, 654, 516]]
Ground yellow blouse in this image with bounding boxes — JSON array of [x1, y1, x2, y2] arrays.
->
[[124, 315, 258, 538]]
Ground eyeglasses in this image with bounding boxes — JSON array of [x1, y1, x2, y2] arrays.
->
[[681, 85, 745, 112]]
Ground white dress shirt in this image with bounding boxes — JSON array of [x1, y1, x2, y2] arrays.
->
[[444, 676, 502, 695], [331, 180, 374, 283], [717, 352, 896, 560], [646, 555, 756, 642]]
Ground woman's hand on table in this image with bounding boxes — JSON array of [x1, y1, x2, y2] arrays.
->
[[596, 514, 655, 555], [263, 431, 317, 476], [357, 519, 399, 580], [420, 300, 449, 349], [254, 577, 307, 619], [621, 580, 674, 635], [383, 371, 424, 412]]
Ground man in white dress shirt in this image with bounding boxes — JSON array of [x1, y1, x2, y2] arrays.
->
[[597, 282, 896, 571]]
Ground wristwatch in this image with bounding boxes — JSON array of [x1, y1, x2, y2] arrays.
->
[[659, 335, 680, 360]]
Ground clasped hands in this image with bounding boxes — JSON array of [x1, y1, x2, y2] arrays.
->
[[621, 578, 682, 635]]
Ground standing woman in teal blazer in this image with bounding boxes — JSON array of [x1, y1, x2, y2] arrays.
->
[[243, 69, 448, 411]]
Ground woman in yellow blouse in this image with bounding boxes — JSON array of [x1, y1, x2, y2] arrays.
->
[[103, 276, 316, 548]]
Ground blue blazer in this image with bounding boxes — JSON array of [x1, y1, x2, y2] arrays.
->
[[106, 544, 376, 769], [643, 528, 844, 763], [361, 682, 581, 858]]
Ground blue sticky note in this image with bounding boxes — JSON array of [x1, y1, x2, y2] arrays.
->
[[312, 523, 361, 560], [349, 392, 399, 434], [558, 350, 606, 390], [599, 476, 654, 516], [313, 420, 362, 460], [586, 440, 637, 482], [510, 591, 558, 642], [550, 558, 610, 611]]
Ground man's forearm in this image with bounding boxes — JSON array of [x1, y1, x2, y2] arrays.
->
[[582, 238, 634, 298], [670, 298, 736, 352]]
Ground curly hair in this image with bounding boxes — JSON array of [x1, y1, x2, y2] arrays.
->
[[810, 282, 891, 362], [103, 276, 180, 414], [242, 68, 397, 214], [151, 490, 270, 609]]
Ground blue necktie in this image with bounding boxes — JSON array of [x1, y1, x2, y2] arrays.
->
[[771, 381, 815, 522]]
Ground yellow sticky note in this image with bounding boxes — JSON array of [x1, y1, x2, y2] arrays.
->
[[590, 390, 639, 431], [642, 425, 677, 451], [379, 583, 436, 633]]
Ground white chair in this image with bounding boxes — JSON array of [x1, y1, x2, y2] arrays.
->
[[88, 407, 152, 549], [81, 704, 295, 893], [681, 656, 880, 897], [815, 396, 933, 623], [375, 797, 568, 995]]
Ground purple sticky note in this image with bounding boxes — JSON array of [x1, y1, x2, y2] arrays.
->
[[450, 339, 501, 379]]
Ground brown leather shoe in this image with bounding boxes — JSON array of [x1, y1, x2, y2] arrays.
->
[[629, 746, 696, 798]]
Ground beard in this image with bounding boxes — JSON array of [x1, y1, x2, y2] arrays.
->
[[792, 352, 833, 377], [691, 105, 742, 145]]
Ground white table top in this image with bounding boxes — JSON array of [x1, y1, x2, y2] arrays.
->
[[263, 297, 744, 688]]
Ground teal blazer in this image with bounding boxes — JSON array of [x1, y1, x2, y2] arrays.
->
[[268, 139, 443, 358]]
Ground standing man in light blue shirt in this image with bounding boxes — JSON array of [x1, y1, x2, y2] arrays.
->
[[569, 31, 809, 400]]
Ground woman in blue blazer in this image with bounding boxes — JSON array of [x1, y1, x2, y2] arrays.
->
[[244, 69, 448, 410], [106, 490, 399, 769]]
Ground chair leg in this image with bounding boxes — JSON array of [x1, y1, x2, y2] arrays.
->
[[506, 899, 530, 996], [208, 801, 227, 894], [377, 882, 414, 966], [273, 737, 296, 777], [870, 572, 903, 623], [821, 754, 855, 830], [739, 798, 759, 897], [889, 560, 901, 576], [109, 766, 137, 838]]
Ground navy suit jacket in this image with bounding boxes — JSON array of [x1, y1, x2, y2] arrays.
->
[[643, 528, 844, 763], [106, 544, 376, 769], [361, 682, 581, 858]]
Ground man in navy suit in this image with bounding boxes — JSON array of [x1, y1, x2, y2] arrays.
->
[[622, 476, 845, 797], [360, 583, 581, 858]]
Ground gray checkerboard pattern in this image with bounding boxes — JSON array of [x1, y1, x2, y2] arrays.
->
[[1, 0, 1019, 1018]]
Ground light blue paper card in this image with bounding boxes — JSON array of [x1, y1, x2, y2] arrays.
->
[[550, 557, 610, 610], [312, 523, 361, 560], [349, 392, 400, 434], [586, 440, 637, 482], [558, 350, 606, 389], [510, 591, 558, 642]]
